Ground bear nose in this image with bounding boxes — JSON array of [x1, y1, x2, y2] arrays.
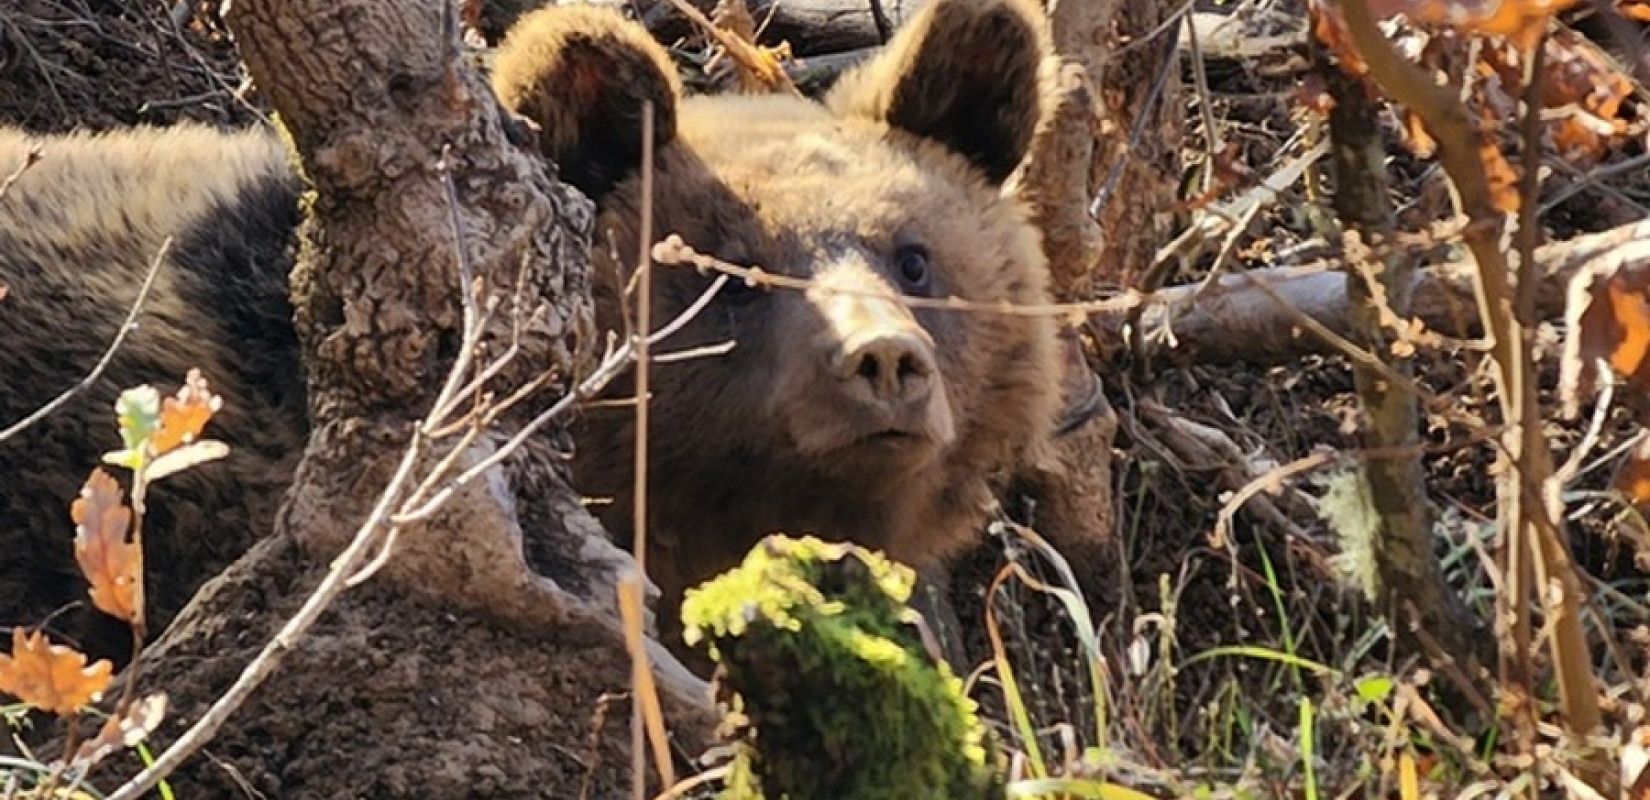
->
[[839, 331, 936, 402]]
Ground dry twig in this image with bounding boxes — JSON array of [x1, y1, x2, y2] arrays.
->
[[0, 238, 172, 446]]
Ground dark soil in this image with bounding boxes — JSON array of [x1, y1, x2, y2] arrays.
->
[[0, 0, 256, 132], [83, 533, 716, 800]]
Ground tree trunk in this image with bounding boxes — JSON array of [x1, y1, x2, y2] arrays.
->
[[1003, 0, 1184, 596], [96, 0, 714, 795], [1087, 0, 1184, 292], [1322, 56, 1490, 673]]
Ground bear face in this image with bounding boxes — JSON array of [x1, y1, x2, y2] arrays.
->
[[492, 0, 1063, 643]]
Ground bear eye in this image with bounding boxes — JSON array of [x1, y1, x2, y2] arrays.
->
[[893, 244, 932, 295]]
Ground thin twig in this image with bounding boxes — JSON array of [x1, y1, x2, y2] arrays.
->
[[105, 263, 728, 799], [431, 145, 486, 422], [629, 98, 677, 800], [651, 234, 1137, 320], [1183, 14, 1220, 199], [389, 274, 729, 526], [657, 0, 799, 95], [0, 237, 172, 445], [1090, 37, 1178, 220], [866, 0, 892, 44], [0, 147, 43, 200]]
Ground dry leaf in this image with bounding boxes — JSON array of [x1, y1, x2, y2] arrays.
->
[[1560, 258, 1650, 418], [1480, 135, 1521, 213], [1402, 0, 1584, 50], [1615, 437, 1650, 510], [72, 469, 142, 624], [1315, 0, 1638, 175], [72, 693, 169, 770], [150, 368, 223, 456], [0, 628, 114, 715]]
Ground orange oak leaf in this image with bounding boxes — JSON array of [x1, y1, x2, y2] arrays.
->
[[72, 469, 142, 624], [1560, 260, 1650, 418], [150, 368, 222, 456], [1406, 0, 1583, 50], [0, 628, 114, 715], [1604, 276, 1650, 380], [1615, 438, 1650, 510]]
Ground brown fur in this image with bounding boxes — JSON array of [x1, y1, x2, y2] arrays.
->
[[491, 5, 683, 199], [0, 126, 307, 663], [492, 0, 1062, 653], [0, 0, 1060, 668]]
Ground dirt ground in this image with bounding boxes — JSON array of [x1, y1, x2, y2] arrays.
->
[[79, 533, 716, 799], [0, 0, 253, 133]]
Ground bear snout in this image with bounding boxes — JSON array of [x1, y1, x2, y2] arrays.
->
[[759, 286, 956, 468], [827, 325, 956, 448], [835, 328, 934, 404]]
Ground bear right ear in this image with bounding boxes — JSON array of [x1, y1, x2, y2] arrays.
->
[[492, 6, 681, 201]]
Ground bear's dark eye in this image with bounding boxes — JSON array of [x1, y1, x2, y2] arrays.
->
[[894, 244, 932, 295]]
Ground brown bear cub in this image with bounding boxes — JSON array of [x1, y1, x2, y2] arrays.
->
[[0, 0, 1060, 668], [493, 0, 1061, 654]]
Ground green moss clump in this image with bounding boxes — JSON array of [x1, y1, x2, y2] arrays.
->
[[681, 534, 1003, 800]]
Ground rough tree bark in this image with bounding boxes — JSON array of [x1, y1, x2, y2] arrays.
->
[[1001, 0, 1122, 592], [93, 0, 714, 796], [1086, 0, 1183, 292], [1003, 0, 1182, 592]]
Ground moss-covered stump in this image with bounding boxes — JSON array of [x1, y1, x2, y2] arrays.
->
[[681, 535, 1005, 800]]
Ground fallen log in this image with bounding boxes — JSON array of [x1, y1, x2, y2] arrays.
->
[[1092, 219, 1650, 368], [638, 0, 919, 55]]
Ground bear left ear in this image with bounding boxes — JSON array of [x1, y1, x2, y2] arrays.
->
[[492, 5, 682, 201], [825, 0, 1049, 185]]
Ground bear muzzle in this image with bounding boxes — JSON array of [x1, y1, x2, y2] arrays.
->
[[785, 277, 958, 465]]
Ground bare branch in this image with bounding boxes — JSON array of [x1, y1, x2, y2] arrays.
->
[[0, 237, 171, 445]]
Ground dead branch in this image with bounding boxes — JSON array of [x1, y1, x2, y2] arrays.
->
[[641, 0, 918, 55], [101, 252, 728, 800], [1330, 0, 1604, 787], [1321, 51, 1488, 673], [1094, 218, 1650, 368]]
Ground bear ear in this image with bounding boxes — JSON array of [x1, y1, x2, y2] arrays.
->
[[491, 6, 681, 200], [825, 0, 1049, 185]]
